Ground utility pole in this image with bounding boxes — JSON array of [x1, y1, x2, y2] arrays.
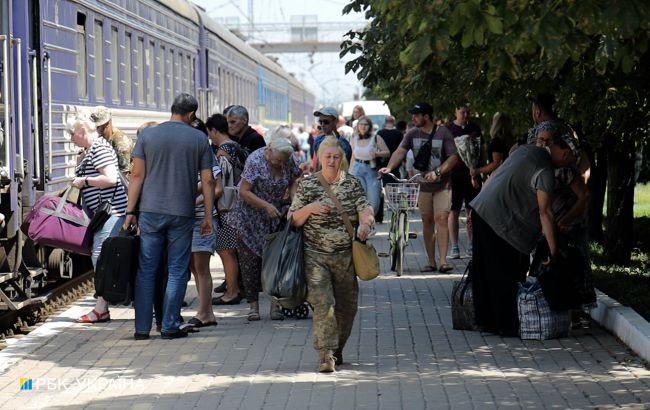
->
[[248, 0, 254, 31]]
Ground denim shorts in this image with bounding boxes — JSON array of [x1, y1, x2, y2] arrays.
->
[[191, 216, 218, 253]]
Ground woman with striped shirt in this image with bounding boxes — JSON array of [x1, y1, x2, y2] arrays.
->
[[67, 113, 127, 324]]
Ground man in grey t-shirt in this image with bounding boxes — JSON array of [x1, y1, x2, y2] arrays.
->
[[126, 94, 215, 340], [469, 133, 578, 336]]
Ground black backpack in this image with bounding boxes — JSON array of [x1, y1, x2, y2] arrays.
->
[[94, 230, 139, 305]]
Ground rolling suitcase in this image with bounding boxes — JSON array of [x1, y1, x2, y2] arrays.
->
[[95, 229, 139, 305]]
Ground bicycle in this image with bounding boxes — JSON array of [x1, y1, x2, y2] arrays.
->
[[384, 173, 421, 276]]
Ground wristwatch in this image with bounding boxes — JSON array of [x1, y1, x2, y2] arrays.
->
[[434, 167, 442, 177], [84, 177, 90, 187]]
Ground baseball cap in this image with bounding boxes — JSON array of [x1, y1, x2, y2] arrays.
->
[[408, 103, 433, 116], [90, 106, 111, 126], [313, 107, 338, 118]]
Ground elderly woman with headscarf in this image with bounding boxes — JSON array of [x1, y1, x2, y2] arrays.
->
[[68, 113, 127, 324], [227, 126, 302, 321]]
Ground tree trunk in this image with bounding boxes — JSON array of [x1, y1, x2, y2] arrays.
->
[[604, 134, 636, 264], [588, 145, 607, 243]]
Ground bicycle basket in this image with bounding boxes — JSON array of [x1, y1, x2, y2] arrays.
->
[[385, 183, 420, 210]]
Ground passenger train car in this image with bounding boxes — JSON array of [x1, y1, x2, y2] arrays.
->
[[0, 0, 315, 310]]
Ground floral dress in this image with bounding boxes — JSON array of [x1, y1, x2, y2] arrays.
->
[[227, 148, 301, 256]]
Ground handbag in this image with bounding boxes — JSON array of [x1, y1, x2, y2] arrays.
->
[[216, 155, 238, 212], [451, 261, 476, 330], [316, 172, 380, 281], [261, 217, 307, 309], [412, 131, 434, 172], [87, 183, 119, 233], [24, 186, 93, 255]]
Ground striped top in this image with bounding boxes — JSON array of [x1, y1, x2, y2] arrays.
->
[[76, 137, 127, 216], [194, 164, 222, 219]]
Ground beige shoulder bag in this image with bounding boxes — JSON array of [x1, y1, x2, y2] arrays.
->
[[316, 172, 380, 281]]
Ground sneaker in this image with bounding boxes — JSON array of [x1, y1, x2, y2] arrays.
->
[[449, 246, 460, 259], [319, 350, 335, 373], [134, 332, 150, 340], [161, 329, 189, 339]]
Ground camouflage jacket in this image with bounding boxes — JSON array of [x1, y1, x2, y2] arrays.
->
[[109, 128, 133, 173], [290, 172, 369, 253]]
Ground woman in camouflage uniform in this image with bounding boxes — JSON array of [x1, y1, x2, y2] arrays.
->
[[289, 137, 374, 373]]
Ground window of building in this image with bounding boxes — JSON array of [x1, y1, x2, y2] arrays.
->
[[76, 13, 87, 98], [94, 20, 104, 101], [124, 32, 132, 103], [186, 55, 192, 94], [176, 52, 182, 93], [137, 37, 144, 104], [110, 26, 119, 101]]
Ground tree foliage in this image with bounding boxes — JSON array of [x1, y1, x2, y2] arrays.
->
[[341, 0, 650, 136], [341, 0, 650, 263]]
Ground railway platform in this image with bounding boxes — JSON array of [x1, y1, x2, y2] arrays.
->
[[0, 219, 648, 409]]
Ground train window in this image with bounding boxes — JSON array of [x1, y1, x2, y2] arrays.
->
[[137, 37, 144, 104], [94, 20, 104, 101], [146, 41, 154, 105], [76, 13, 88, 98], [160, 46, 166, 107], [110, 27, 119, 102], [187, 55, 192, 94], [125, 32, 132, 104], [176, 52, 182, 93], [169, 49, 175, 100]]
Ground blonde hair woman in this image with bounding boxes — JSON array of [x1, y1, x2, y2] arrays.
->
[[289, 136, 374, 373], [225, 132, 301, 321], [67, 113, 127, 324]]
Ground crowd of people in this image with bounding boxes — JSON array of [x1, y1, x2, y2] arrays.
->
[[64, 91, 594, 373]]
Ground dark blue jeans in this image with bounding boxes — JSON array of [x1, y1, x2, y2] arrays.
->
[[134, 212, 193, 334]]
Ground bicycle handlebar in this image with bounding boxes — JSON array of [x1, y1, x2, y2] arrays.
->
[[383, 172, 422, 183]]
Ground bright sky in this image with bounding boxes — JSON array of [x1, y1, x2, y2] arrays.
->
[[190, 0, 367, 106]]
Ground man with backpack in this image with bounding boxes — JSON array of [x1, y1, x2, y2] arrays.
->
[[378, 103, 459, 273], [226, 105, 266, 154]]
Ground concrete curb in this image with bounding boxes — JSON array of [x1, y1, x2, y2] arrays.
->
[[590, 289, 650, 363]]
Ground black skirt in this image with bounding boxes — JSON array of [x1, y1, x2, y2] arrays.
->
[[471, 211, 529, 335]]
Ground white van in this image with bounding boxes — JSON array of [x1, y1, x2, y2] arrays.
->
[[338, 100, 391, 130]]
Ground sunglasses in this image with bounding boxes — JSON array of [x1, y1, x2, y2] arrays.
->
[[319, 119, 333, 125]]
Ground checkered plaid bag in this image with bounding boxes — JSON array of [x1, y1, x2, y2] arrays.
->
[[518, 279, 570, 340]]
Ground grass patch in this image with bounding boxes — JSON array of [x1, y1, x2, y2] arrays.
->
[[590, 217, 650, 321], [634, 183, 650, 217]]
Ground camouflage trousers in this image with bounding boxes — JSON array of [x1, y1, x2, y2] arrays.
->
[[305, 249, 358, 352]]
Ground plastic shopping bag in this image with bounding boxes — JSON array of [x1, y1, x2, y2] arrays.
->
[[261, 218, 306, 309]]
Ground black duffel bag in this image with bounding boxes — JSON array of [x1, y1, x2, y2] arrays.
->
[[531, 239, 583, 311], [261, 217, 306, 309], [451, 261, 476, 330]]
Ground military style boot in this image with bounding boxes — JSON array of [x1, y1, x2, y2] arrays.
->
[[319, 350, 335, 373]]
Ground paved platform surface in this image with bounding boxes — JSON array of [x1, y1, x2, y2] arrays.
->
[[0, 216, 649, 409]]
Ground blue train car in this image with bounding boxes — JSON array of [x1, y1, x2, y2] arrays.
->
[[0, 0, 315, 310]]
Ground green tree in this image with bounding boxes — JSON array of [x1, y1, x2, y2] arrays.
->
[[342, 0, 650, 264]]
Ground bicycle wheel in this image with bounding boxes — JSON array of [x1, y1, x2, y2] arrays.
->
[[395, 211, 408, 276]]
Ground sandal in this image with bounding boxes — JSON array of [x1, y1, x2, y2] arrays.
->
[[438, 264, 454, 273], [247, 310, 261, 321], [186, 317, 218, 328], [420, 265, 437, 273], [212, 294, 243, 305], [77, 309, 110, 323]]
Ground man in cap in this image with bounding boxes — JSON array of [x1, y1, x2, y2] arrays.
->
[[91, 106, 133, 173], [378, 102, 459, 273], [309, 107, 352, 170]]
